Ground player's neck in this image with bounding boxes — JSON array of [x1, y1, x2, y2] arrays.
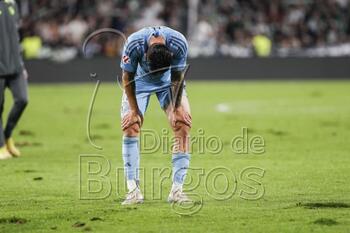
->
[[149, 36, 165, 47]]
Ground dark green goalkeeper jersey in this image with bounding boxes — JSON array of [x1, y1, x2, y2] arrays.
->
[[0, 0, 23, 76]]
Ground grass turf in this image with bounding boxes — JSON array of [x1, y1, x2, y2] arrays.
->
[[0, 81, 349, 233]]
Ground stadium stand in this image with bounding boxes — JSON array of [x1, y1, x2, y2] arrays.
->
[[18, 0, 350, 59]]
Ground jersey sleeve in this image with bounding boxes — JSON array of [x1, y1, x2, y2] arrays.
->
[[120, 38, 141, 73], [170, 37, 188, 72]]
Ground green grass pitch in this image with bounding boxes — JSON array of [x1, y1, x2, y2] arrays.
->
[[0, 81, 349, 232]]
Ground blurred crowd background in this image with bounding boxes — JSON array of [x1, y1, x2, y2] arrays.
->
[[17, 0, 350, 61]]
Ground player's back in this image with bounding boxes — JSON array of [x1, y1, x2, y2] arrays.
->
[[121, 26, 188, 93]]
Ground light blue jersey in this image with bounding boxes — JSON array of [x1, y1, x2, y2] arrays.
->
[[120, 28, 191, 196], [120, 26, 188, 94]]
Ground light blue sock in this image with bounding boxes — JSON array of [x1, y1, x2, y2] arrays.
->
[[122, 136, 140, 182], [172, 152, 190, 185]]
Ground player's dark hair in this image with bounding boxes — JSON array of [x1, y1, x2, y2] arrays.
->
[[147, 44, 172, 73]]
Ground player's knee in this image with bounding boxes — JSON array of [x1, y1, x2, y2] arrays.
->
[[15, 96, 28, 109], [172, 122, 191, 138], [123, 123, 140, 137]]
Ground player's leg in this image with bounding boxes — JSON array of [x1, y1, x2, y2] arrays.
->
[[120, 92, 149, 205], [158, 89, 192, 202], [4, 73, 28, 157], [0, 77, 11, 160]]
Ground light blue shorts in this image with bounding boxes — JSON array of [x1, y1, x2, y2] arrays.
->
[[121, 87, 187, 118]]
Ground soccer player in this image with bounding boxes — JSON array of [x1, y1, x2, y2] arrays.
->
[[0, 0, 29, 160], [120, 26, 192, 205]]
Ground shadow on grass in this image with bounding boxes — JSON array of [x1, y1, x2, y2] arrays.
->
[[19, 130, 35, 137], [313, 218, 338, 226], [298, 202, 350, 209], [33, 177, 43, 181], [266, 129, 288, 136], [90, 217, 103, 221], [72, 221, 93, 231], [0, 217, 27, 224], [15, 141, 43, 147]]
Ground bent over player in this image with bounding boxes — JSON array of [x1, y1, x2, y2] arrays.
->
[[0, 0, 29, 160], [120, 26, 192, 205]]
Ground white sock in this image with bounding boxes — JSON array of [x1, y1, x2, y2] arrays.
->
[[127, 180, 137, 192], [171, 183, 182, 193]]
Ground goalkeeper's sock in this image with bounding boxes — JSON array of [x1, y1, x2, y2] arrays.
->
[[122, 136, 140, 191], [171, 152, 190, 190]]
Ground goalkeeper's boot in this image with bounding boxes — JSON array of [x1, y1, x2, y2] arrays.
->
[[168, 185, 191, 203], [0, 146, 12, 160], [6, 138, 21, 157]]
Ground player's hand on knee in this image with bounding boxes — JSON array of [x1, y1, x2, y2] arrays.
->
[[171, 106, 192, 130], [121, 110, 143, 131]]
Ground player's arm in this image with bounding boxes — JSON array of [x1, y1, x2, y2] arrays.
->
[[120, 37, 142, 130], [121, 71, 143, 130], [170, 35, 188, 109], [170, 70, 191, 128], [171, 70, 185, 108], [122, 71, 138, 113], [169, 37, 191, 128]]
